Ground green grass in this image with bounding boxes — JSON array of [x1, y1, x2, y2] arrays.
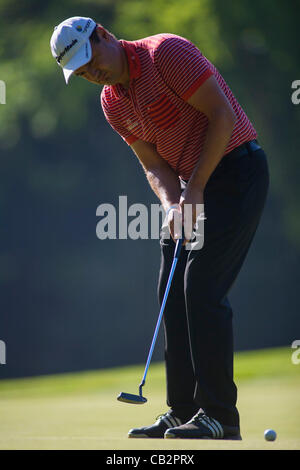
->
[[0, 346, 299, 450]]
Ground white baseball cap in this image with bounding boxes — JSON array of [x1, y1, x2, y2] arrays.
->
[[50, 16, 96, 84]]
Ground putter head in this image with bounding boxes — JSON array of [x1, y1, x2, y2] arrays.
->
[[117, 392, 147, 405]]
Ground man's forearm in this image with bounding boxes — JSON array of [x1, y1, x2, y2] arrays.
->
[[187, 108, 236, 191], [130, 140, 182, 211], [145, 165, 181, 211]]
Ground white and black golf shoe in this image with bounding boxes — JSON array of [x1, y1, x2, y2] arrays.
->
[[128, 411, 183, 438], [164, 410, 242, 440]]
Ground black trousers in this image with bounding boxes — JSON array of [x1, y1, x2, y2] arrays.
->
[[158, 144, 269, 427]]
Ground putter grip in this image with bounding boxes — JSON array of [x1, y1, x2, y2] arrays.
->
[[174, 238, 183, 259]]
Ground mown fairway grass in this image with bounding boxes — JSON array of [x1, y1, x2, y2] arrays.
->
[[0, 347, 299, 450]]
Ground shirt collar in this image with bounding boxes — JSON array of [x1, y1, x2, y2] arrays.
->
[[120, 40, 141, 81], [110, 40, 141, 98]]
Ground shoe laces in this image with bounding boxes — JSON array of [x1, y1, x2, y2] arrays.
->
[[190, 411, 213, 425], [155, 411, 171, 422], [189, 411, 224, 438]]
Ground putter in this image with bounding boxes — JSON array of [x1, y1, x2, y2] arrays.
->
[[118, 237, 183, 404]]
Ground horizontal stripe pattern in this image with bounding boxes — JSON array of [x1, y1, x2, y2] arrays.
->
[[148, 94, 181, 129], [101, 34, 257, 180]]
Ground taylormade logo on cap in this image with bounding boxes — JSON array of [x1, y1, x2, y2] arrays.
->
[[56, 38, 78, 64], [50, 16, 96, 84]]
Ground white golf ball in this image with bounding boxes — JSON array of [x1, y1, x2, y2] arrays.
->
[[264, 429, 277, 441]]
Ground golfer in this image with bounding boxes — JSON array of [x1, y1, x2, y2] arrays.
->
[[50, 16, 269, 440]]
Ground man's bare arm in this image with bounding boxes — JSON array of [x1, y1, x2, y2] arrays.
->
[[130, 139, 181, 211], [186, 75, 237, 192]]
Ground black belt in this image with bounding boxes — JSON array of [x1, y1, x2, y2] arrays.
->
[[180, 140, 262, 185], [221, 139, 261, 164]]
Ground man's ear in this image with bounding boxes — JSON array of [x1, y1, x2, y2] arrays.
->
[[97, 25, 109, 40]]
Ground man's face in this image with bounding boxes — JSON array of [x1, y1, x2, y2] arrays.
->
[[74, 27, 128, 87]]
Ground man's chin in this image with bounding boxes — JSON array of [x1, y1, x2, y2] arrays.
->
[[94, 78, 113, 86], [89, 77, 118, 87]]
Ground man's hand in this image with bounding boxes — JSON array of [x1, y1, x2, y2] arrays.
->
[[167, 205, 182, 241], [179, 186, 204, 243], [167, 187, 204, 244]]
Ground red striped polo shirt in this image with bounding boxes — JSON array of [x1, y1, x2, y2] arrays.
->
[[101, 34, 257, 180]]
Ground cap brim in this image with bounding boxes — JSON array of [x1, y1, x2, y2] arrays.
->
[[62, 40, 92, 84]]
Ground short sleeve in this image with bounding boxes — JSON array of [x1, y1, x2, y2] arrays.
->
[[101, 90, 138, 146], [155, 36, 214, 101]]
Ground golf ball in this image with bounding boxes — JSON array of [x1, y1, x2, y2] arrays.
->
[[264, 429, 277, 441]]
